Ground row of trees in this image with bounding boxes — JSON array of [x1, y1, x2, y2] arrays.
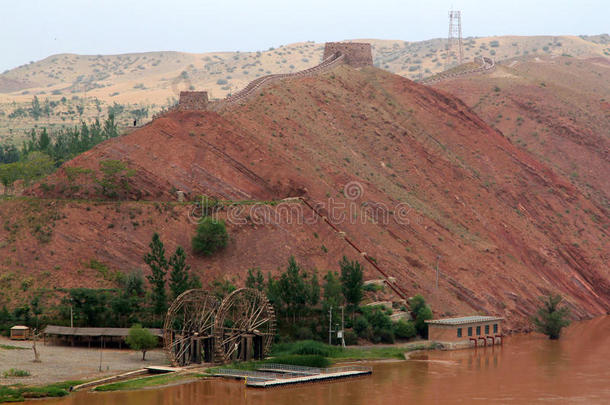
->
[[0, 114, 121, 194], [244, 255, 432, 344]]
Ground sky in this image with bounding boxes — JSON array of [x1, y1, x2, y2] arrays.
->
[[1, 0, 608, 72]]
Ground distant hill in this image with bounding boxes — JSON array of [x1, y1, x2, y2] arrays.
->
[[432, 54, 610, 208], [1, 35, 607, 145]]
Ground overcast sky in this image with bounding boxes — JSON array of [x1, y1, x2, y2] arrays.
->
[[1, 0, 607, 72]]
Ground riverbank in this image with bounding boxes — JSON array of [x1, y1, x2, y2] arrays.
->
[[1, 339, 436, 401]]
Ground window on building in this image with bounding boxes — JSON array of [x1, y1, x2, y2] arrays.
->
[[493, 324, 498, 334], [485, 325, 490, 335], [457, 328, 462, 338], [476, 326, 481, 336], [468, 327, 473, 337]]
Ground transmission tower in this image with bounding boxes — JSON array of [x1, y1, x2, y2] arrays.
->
[[447, 9, 464, 68]]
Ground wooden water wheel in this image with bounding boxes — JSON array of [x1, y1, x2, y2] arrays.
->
[[213, 288, 276, 363], [163, 289, 219, 366]]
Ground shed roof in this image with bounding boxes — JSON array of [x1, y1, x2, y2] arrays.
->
[[425, 316, 503, 326], [11, 325, 29, 330], [43, 325, 163, 337]]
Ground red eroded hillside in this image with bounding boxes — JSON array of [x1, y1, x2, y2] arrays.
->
[[5, 64, 609, 330], [432, 55, 610, 208]]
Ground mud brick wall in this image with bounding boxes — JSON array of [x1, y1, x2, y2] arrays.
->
[[178, 91, 209, 110], [323, 42, 373, 68]]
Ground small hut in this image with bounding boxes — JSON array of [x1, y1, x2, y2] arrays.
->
[[10, 325, 30, 340]]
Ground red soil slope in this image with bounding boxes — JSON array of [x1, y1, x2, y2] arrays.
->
[[5, 64, 609, 330], [433, 55, 610, 208]]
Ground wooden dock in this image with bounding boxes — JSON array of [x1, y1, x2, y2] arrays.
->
[[214, 364, 372, 388]]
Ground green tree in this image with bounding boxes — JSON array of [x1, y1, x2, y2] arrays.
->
[[0, 162, 21, 194], [31, 96, 42, 120], [277, 256, 310, 321], [532, 294, 571, 339], [22, 152, 54, 186], [322, 271, 344, 340], [308, 271, 320, 307], [192, 217, 228, 256], [339, 256, 363, 311], [210, 278, 236, 300], [95, 160, 135, 199], [115, 270, 146, 326], [245, 268, 265, 291], [322, 271, 344, 309], [393, 319, 416, 339], [409, 295, 433, 338], [37, 128, 51, 151], [144, 233, 168, 317], [126, 324, 158, 360], [169, 246, 191, 300], [103, 113, 119, 138]]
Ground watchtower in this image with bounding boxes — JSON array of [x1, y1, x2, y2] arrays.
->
[[323, 42, 373, 68], [178, 91, 209, 110]]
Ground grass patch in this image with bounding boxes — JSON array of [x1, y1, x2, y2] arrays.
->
[[271, 340, 341, 357], [3, 369, 30, 378], [271, 340, 433, 361], [329, 344, 432, 361], [0, 380, 82, 403], [93, 373, 205, 392], [0, 344, 28, 350]]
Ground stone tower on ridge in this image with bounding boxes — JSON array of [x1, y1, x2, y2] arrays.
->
[[323, 42, 373, 68]]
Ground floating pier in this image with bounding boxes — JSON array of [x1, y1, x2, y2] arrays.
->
[[214, 364, 372, 388]]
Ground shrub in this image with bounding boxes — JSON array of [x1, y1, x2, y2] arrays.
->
[[393, 320, 416, 339], [294, 326, 314, 341], [367, 308, 393, 331], [216, 79, 228, 85], [126, 324, 158, 360], [376, 328, 395, 344], [3, 368, 30, 377], [363, 283, 383, 292], [532, 294, 571, 339], [192, 217, 228, 256], [353, 316, 370, 336], [270, 355, 330, 368], [409, 295, 433, 338], [288, 340, 334, 356], [343, 330, 358, 346]]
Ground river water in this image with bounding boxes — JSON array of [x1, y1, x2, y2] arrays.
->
[[29, 316, 610, 404]]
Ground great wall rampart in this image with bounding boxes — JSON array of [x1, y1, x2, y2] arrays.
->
[[172, 42, 372, 113], [420, 56, 495, 85], [164, 42, 495, 115]]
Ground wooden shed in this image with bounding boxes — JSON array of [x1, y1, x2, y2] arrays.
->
[[10, 325, 30, 340]]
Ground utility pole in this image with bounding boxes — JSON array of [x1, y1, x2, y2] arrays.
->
[[436, 255, 441, 289], [341, 306, 346, 348], [328, 306, 333, 345], [99, 336, 103, 371]]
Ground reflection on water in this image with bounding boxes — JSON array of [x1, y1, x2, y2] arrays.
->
[[28, 316, 610, 405]]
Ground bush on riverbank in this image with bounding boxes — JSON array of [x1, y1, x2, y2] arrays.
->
[[271, 354, 331, 368], [271, 340, 341, 357], [0, 380, 82, 403]]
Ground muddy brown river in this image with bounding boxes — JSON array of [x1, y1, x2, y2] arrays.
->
[[28, 316, 610, 404]]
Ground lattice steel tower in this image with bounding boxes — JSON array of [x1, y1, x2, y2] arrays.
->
[[447, 10, 464, 67]]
